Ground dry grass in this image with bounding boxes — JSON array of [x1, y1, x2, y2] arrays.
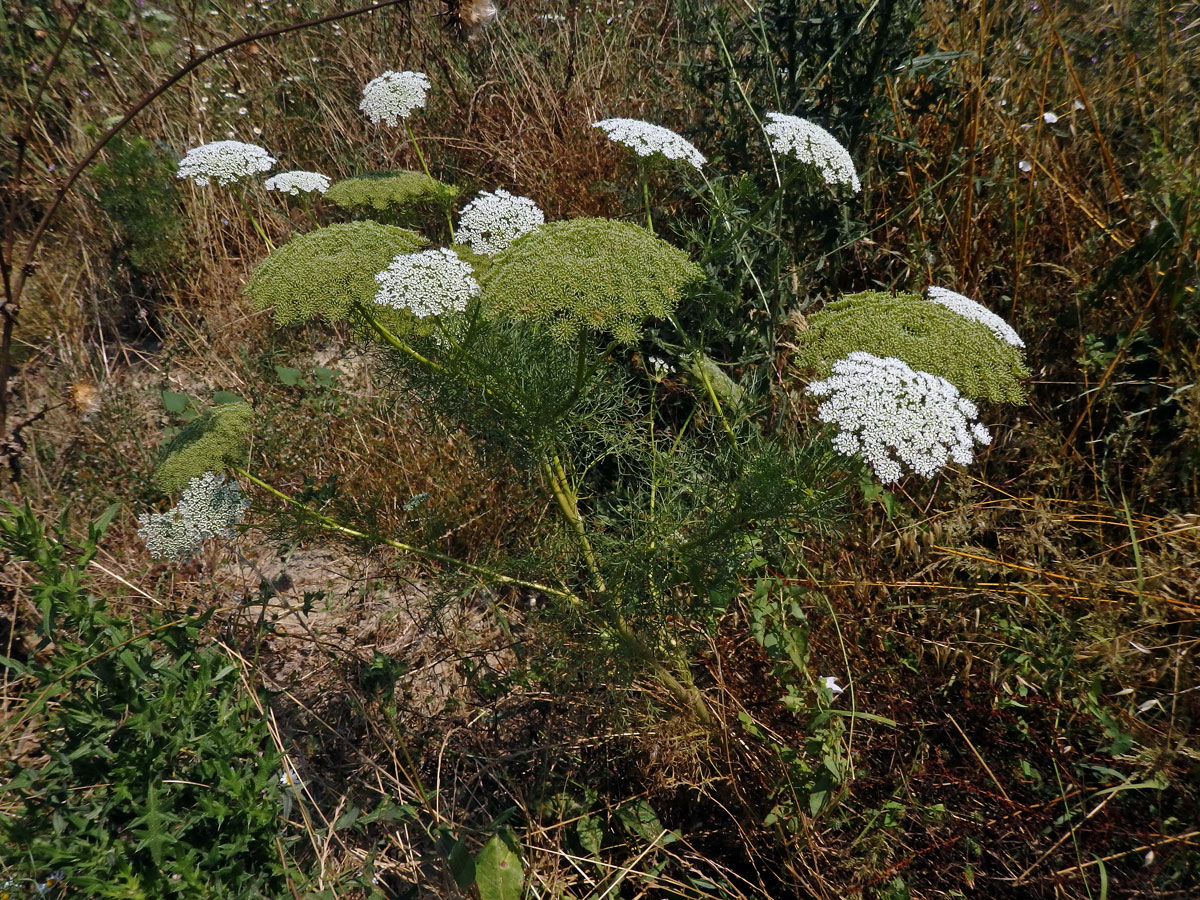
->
[[3, 0, 1199, 897]]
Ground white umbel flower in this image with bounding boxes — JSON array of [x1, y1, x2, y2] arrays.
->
[[264, 170, 331, 195], [807, 352, 991, 483], [177, 140, 275, 186], [763, 112, 860, 192], [373, 248, 480, 318], [593, 118, 706, 170], [454, 188, 544, 256], [360, 70, 431, 126], [138, 472, 250, 562], [926, 286, 1025, 348]]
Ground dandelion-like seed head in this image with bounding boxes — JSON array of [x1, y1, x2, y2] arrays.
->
[[359, 70, 431, 126], [264, 170, 331, 195], [454, 188, 545, 256], [926, 286, 1025, 348], [374, 248, 480, 318], [763, 112, 860, 192], [177, 140, 275, 186], [592, 118, 706, 170], [807, 352, 991, 483], [138, 472, 250, 562]]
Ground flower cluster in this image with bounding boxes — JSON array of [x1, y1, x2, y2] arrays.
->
[[806, 352, 991, 483], [480, 218, 704, 344], [155, 402, 254, 493], [926, 286, 1025, 348], [264, 170, 331, 195], [246, 221, 426, 326], [795, 290, 1029, 404], [763, 113, 860, 192], [455, 188, 545, 255], [359, 70, 431, 126], [592, 118, 706, 170], [177, 140, 275, 186], [325, 170, 459, 212], [374, 248, 480, 318], [138, 472, 250, 562]]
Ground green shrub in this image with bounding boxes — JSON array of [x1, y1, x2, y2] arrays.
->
[[794, 290, 1030, 403], [91, 134, 183, 273], [0, 502, 291, 898]]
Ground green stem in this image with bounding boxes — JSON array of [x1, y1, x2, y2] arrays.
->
[[235, 186, 275, 252], [351, 300, 447, 375], [640, 162, 654, 234], [543, 454, 606, 594], [540, 453, 711, 722], [405, 121, 455, 242], [235, 467, 576, 602], [667, 313, 739, 445]]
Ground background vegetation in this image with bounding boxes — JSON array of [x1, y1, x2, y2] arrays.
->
[[2, 1, 1198, 898]]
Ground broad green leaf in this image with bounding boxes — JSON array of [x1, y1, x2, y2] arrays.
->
[[275, 365, 303, 386], [161, 390, 194, 414], [576, 815, 603, 857], [474, 832, 523, 900]]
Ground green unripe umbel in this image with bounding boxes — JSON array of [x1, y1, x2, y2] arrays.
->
[[795, 290, 1030, 403], [479, 218, 705, 344], [245, 221, 427, 326], [154, 403, 254, 494], [324, 170, 460, 215]]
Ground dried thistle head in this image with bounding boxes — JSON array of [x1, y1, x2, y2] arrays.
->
[[444, 0, 498, 38]]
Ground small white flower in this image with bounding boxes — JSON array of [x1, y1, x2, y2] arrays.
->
[[373, 248, 480, 318], [454, 188, 544, 255], [592, 118, 706, 170], [646, 354, 674, 380], [138, 472, 250, 562], [926, 286, 1024, 348], [1042, 111, 1059, 123], [279, 768, 301, 787], [1072, 98, 1085, 111], [763, 112, 860, 192], [177, 140, 275, 186], [823, 676, 844, 695], [1137, 697, 1162, 714], [264, 170, 331, 196], [359, 70, 431, 126], [807, 352, 991, 483], [1018, 159, 1033, 172]]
